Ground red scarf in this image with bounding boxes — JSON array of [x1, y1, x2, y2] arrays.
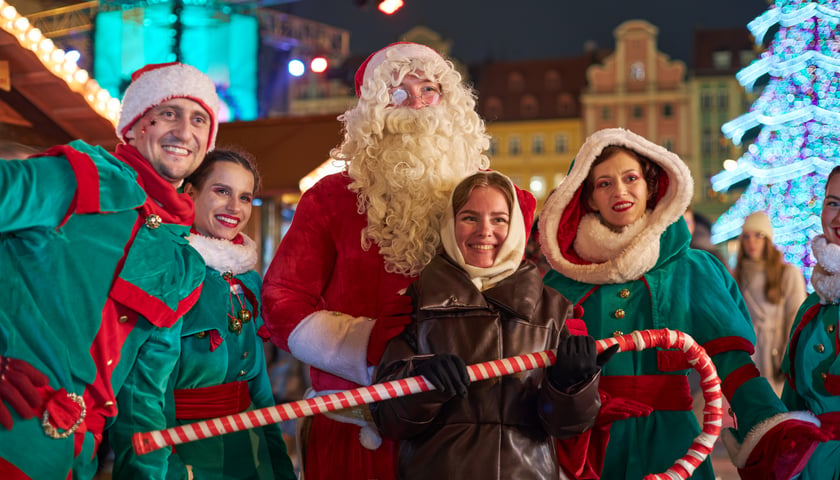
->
[[116, 144, 195, 226]]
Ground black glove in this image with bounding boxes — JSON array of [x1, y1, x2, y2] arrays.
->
[[411, 354, 470, 397], [548, 336, 619, 391]]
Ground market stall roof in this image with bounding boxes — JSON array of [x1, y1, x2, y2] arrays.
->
[[0, 22, 119, 151], [216, 113, 344, 197]]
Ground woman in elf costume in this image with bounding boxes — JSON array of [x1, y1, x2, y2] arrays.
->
[[539, 128, 824, 479], [780, 165, 840, 479], [166, 149, 295, 479]]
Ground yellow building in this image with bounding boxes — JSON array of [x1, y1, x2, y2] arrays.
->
[[485, 118, 583, 209], [476, 53, 607, 212]]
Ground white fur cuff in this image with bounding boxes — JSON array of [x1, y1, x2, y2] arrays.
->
[[288, 310, 376, 386], [721, 411, 820, 467]]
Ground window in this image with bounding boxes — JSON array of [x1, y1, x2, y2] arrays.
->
[[632, 105, 644, 119], [488, 137, 498, 157], [532, 134, 544, 154], [557, 93, 575, 116], [630, 61, 645, 81], [702, 128, 712, 154], [554, 134, 569, 154], [521, 95, 538, 118], [713, 51, 732, 70], [717, 91, 729, 109], [485, 97, 503, 120], [544, 70, 561, 91], [663, 103, 673, 118], [700, 91, 713, 111], [509, 136, 521, 155], [508, 72, 525, 93], [739, 50, 757, 67]]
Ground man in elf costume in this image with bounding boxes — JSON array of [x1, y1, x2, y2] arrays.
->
[[261, 42, 530, 480], [0, 62, 219, 479]]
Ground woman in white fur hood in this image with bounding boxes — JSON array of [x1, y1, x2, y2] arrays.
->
[[539, 128, 823, 480]]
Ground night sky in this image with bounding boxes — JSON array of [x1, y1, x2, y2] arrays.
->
[[276, 0, 771, 65]]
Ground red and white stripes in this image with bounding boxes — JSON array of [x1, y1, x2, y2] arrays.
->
[[133, 329, 721, 480]]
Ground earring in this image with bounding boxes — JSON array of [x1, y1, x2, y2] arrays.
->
[[141, 127, 146, 134]]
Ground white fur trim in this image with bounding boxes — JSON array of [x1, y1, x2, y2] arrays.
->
[[117, 63, 220, 151], [188, 233, 257, 275], [539, 128, 693, 284], [288, 310, 376, 386], [359, 425, 383, 450], [811, 235, 840, 304], [362, 43, 442, 88], [305, 389, 384, 450], [721, 411, 820, 467]]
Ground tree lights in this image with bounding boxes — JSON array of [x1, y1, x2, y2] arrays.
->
[[712, 0, 840, 285]]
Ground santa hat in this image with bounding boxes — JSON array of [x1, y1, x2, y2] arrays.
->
[[117, 62, 220, 151], [354, 42, 443, 97]]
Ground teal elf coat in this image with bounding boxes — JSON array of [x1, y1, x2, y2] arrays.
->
[[781, 289, 840, 479], [539, 128, 811, 479], [0, 141, 204, 479], [165, 233, 294, 480]]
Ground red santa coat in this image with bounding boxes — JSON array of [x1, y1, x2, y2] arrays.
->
[[262, 173, 414, 479]]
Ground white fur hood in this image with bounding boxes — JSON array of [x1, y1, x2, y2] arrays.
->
[[538, 128, 693, 284], [188, 233, 258, 275]]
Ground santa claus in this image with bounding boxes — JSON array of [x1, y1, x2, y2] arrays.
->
[[262, 42, 495, 480]]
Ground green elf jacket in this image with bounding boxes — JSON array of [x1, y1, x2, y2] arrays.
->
[[781, 243, 840, 480], [0, 141, 204, 480], [539, 128, 814, 479], [165, 233, 294, 480]]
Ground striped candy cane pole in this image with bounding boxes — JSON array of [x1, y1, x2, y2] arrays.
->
[[133, 328, 721, 480], [597, 329, 723, 480]]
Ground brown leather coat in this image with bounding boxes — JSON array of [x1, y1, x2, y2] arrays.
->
[[372, 254, 601, 480]]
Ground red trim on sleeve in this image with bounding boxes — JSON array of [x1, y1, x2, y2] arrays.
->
[[703, 336, 756, 357], [722, 364, 761, 400], [0, 455, 35, 480], [109, 278, 202, 329], [37, 145, 102, 227]]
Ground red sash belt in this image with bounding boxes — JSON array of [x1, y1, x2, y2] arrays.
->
[[599, 374, 692, 411], [174, 381, 251, 420]]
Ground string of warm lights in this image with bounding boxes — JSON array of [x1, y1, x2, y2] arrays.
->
[[0, 0, 120, 125]]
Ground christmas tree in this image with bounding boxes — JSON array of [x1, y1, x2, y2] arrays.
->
[[711, 0, 840, 285]]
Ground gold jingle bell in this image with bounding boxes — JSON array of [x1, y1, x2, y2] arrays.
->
[[144, 214, 162, 230], [229, 317, 243, 334], [237, 309, 252, 323]]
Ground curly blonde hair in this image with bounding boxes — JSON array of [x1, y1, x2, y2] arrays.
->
[[332, 50, 490, 276]]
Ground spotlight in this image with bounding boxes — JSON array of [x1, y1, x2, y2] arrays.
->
[[378, 0, 404, 14]]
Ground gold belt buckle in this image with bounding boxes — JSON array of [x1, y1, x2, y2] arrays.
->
[[42, 392, 86, 439]]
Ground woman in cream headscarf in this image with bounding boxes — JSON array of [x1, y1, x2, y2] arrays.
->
[[372, 171, 611, 480]]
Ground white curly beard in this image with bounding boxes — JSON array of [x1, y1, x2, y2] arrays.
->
[[349, 106, 484, 276]]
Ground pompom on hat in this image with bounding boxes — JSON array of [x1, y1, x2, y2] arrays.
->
[[353, 42, 443, 97], [742, 211, 774, 241], [117, 62, 220, 151]]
